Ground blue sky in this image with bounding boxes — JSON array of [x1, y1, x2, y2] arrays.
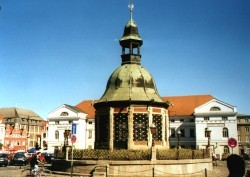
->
[[0, 0, 249, 119]]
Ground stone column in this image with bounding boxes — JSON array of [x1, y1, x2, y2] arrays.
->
[[66, 146, 70, 160], [109, 108, 114, 151], [128, 106, 133, 149], [162, 109, 166, 146], [148, 107, 152, 147]]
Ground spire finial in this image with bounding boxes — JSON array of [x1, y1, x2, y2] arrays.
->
[[128, 0, 134, 20]]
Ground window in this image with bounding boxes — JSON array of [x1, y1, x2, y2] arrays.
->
[[180, 119, 184, 122], [224, 146, 229, 154], [55, 121, 59, 125], [43, 133, 46, 138], [55, 130, 59, 139], [246, 136, 250, 142], [180, 129, 185, 137], [245, 118, 249, 122], [238, 135, 241, 141], [245, 127, 250, 132], [60, 112, 69, 116], [222, 117, 228, 120], [204, 117, 209, 120], [170, 119, 175, 123], [170, 128, 175, 137], [210, 107, 220, 111], [189, 119, 195, 122], [237, 127, 240, 131], [190, 129, 195, 137], [89, 121, 93, 124], [222, 128, 228, 137], [88, 130, 92, 139]]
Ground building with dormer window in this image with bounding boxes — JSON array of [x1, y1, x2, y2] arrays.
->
[[47, 104, 95, 151], [194, 98, 238, 158], [0, 107, 44, 152], [161, 95, 238, 159]]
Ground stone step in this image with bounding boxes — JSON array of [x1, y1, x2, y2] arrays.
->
[[94, 166, 106, 172]]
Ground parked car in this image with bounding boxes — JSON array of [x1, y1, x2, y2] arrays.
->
[[0, 153, 9, 166], [24, 153, 35, 164], [42, 152, 54, 163], [11, 152, 27, 166]]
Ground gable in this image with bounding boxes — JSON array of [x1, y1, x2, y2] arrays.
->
[[194, 99, 237, 116], [48, 104, 87, 118]]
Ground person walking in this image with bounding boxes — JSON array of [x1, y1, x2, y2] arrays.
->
[[212, 153, 217, 167]]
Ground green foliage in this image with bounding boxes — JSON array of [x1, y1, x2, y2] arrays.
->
[[157, 149, 178, 160], [0, 142, 3, 150], [157, 148, 209, 160], [110, 150, 151, 160], [55, 148, 209, 161]]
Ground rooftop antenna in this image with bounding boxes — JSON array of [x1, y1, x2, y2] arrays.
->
[[128, 0, 134, 20]]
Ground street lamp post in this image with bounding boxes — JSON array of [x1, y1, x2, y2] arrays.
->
[[176, 130, 181, 160], [205, 128, 211, 149], [150, 123, 157, 161], [63, 129, 71, 159], [150, 123, 157, 147], [177, 130, 181, 149], [64, 130, 71, 146]]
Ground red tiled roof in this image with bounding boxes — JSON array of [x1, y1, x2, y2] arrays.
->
[[75, 100, 96, 119], [162, 95, 214, 116], [76, 95, 214, 118]]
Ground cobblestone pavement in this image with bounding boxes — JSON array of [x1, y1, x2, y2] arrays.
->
[[0, 161, 249, 177]]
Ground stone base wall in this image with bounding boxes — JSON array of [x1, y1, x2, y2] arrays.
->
[[52, 159, 212, 177]]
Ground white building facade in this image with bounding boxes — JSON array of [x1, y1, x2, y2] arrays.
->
[[169, 116, 196, 149], [47, 104, 95, 151], [195, 99, 238, 158]]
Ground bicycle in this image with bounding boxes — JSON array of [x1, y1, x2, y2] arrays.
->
[[28, 164, 52, 177]]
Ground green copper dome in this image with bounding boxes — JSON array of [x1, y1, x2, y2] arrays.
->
[[95, 64, 168, 108]]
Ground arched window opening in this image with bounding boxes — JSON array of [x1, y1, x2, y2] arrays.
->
[[224, 146, 229, 154], [223, 128, 229, 137], [60, 112, 68, 116], [210, 107, 221, 111], [55, 130, 59, 139]]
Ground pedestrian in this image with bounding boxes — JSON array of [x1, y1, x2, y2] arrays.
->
[[212, 153, 217, 167], [227, 154, 245, 177], [30, 152, 43, 176]]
